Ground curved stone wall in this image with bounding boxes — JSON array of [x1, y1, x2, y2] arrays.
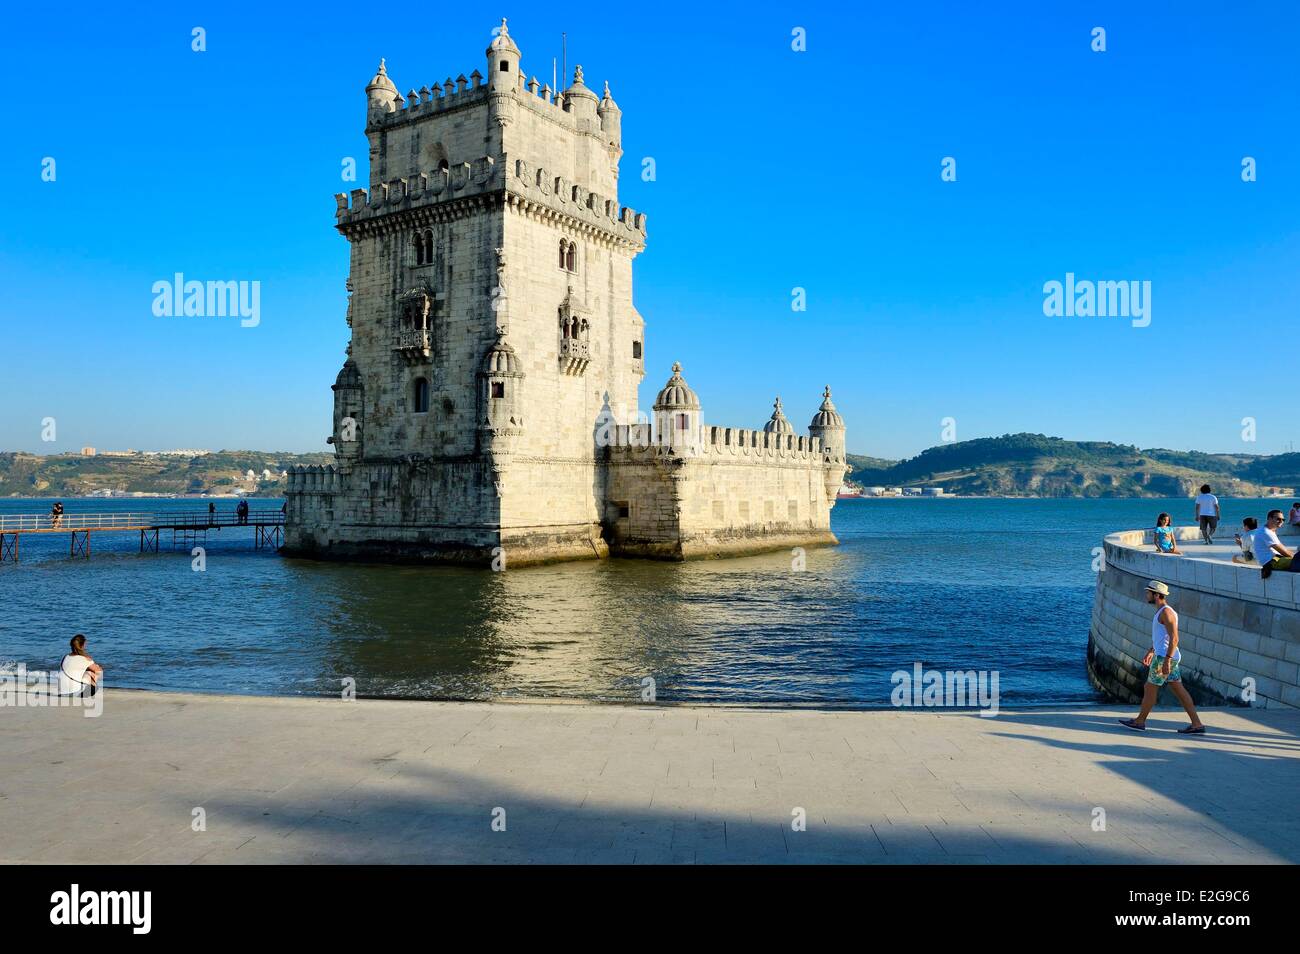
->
[[1089, 525, 1300, 709]]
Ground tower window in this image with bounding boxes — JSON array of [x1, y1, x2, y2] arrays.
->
[[500, 61, 510, 72], [632, 340, 642, 359], [565, 242, 576, 272], [559, 239, 567, 269], [491, 381, 505, 399], [413, 229, 434, 266], [413, 377, 430, 413], [675, 413, 690, 430]]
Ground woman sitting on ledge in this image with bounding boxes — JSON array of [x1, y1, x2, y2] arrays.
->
[[1152, 512, 1181, 555]]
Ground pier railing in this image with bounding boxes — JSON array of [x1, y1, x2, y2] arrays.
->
[[0, 510, 286, 532]]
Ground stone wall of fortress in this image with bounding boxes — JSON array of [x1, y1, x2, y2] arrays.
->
[[1089, 526, 1300, 710], [603, 425, 838, 560]]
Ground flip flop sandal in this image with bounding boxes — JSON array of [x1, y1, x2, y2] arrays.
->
[[1177, 725, 1206, 734], [1118, 719, 1146, 731]]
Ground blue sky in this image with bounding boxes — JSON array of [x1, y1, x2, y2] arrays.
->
[[1, 1, 1297, 459]]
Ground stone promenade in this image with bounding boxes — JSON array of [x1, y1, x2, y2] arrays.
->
[[1, 691, 1297, 864]]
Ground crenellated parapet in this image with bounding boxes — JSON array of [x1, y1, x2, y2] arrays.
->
[[367, 75, 489, 131], [333, 156, 504, 237], [507, 157, 646, 251], [286, 464, 343, 494], [606, 422, 829, 464]]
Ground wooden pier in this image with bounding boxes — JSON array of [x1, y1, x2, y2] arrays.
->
[[0, 509, 285, 564]]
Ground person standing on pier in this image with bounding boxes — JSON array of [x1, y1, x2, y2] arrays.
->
[[50, 501, 64, 529], [208, 501, 216, 526], [1193, 485, 1219, 545], [1118, 580, 1206, 735], [236, 499, 249, 525]]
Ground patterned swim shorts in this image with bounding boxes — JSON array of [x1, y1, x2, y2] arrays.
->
[[1147, 655, 1181, 686]]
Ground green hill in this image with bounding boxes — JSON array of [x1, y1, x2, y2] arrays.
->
[[846, 434, 1297, 498], [0, 450, 334, 498]]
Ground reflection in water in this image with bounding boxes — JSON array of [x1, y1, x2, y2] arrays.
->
[[6, 496, 1256, 706]]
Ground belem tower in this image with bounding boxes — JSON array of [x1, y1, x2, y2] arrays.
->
[[284, 21, 848, 566]]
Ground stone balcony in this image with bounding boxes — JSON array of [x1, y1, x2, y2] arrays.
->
[[559, 337, 590, 376], [395, 328, 432, 359]]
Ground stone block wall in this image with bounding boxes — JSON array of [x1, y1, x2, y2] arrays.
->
[[1089, 526, 1300, 709]]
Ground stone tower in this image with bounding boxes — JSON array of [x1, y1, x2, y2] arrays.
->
[[285, 22, 845, 566]]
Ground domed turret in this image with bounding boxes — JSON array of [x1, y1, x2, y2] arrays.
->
[[365, 58, 399, 117], [329, 358, 364, 460], [653, 362, 702, 451], [486, 18, 521, 92], [763, 397, 794, 435], [808, 385, 847, 502], [478, 328, 525, 465], [597, 81, 623, 161], [480, 330, 522, 376], [809, 385, 845, 431], [563, 64, 600, 125]]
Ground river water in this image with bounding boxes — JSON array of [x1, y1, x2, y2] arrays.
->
[[0, 496, 1281, 706]]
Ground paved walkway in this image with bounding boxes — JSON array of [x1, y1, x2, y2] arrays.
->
[[1, 691, 1297, 864]]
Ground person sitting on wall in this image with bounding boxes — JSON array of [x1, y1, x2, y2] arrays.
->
[[1232, 517, 1259, 564], [1255, 510, 1295, 578], [1152, 512, 1181, 555], [59, 634, 103, 698]]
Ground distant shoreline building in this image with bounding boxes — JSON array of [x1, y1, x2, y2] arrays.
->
[[284, 22, 846, 565]]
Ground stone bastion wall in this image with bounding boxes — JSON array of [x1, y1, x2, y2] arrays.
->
[[1089, 525, 1300, 709]]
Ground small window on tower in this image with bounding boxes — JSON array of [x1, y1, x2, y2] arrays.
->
[[500, 61, 510, 72], [676, 413, 690, 430], [413, 377, 430, 413], [632, 340, 642, 359], [491, 382, 505, 399]]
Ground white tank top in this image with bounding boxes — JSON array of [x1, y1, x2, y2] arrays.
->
[[1151, 605, 1180, 660]]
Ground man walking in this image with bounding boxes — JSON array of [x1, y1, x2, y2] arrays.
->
[[1119, 580, 1206, 735], [1193, 484, 1220, 545]]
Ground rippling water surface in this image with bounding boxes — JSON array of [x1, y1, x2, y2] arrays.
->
[[0, 496, 1280, 706]]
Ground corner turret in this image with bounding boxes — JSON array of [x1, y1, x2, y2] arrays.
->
[[563, 65, 600, 131], [598, 81, 623, 168], [808, 386, 847, 501], [365, 59, 399, 121], [653, 362, 701, 451], [478, 327, 526, 477], [486, 18, 521, 92]]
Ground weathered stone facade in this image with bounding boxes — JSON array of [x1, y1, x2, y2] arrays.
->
[[284, 21, 847, 565]]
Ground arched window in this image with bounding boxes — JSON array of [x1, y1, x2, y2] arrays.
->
[[412, 377, 430, 413], [413, 230, 434, 266], [559, 239, 568, 269], [565, 242, 576, 272]]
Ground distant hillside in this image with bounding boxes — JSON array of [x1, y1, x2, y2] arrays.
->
[[846, 434, 1298, 498], [0, 450, 333, 498]]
